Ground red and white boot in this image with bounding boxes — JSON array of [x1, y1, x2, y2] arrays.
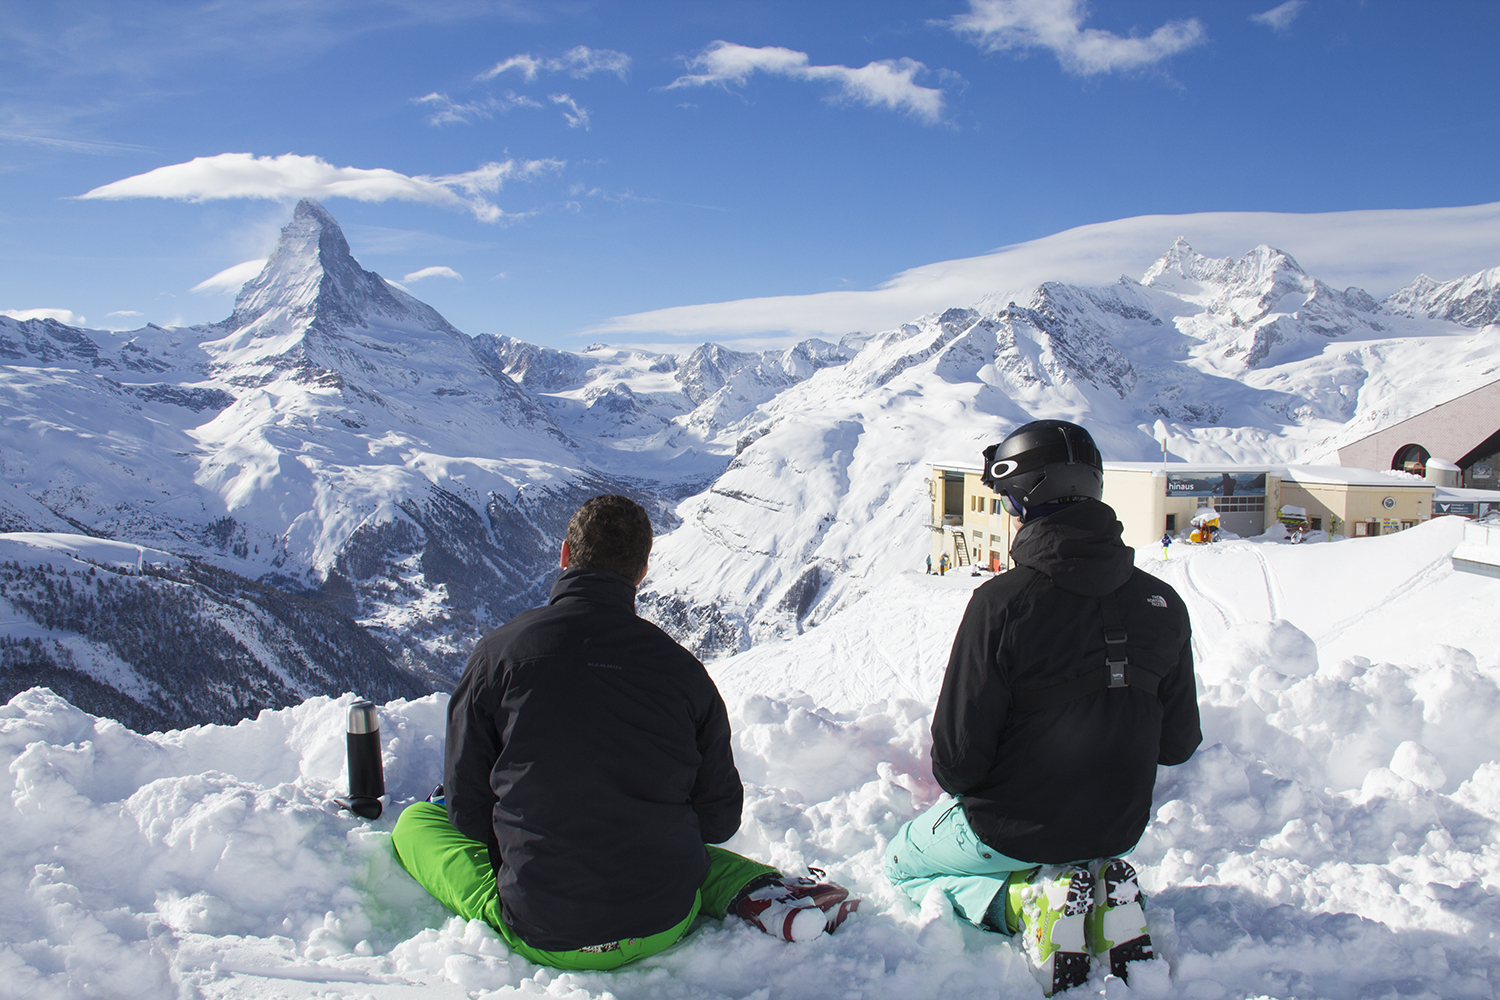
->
[[731, 869, 860, 942]]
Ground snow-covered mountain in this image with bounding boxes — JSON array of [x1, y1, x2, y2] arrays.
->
[[0, 534, 425, 731], [472, 335, 850, 466], [0, 201, 700, 720], [4, 201, 1500, 723], [1384, 264, 1500, 328]]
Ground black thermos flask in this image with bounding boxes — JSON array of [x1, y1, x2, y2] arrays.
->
[[344, 699, 385, 819]]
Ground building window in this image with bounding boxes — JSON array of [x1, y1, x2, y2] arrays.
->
[[1466, 450, 1499, 490], [1310, 517, 1322, 531], [1393, 443, 1430, 475], [1213, 496, 1265, 513], [1164, 514, 1176, 531], [991, 498, 1000, 515]]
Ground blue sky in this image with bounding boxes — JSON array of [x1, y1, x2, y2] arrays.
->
[[2, 0, 1498, 347]]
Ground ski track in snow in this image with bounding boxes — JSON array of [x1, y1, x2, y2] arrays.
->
[[5, 519, 1500, 1000]]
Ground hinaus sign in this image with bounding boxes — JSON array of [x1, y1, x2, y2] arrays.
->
[[1165, 472, 1269, 498]]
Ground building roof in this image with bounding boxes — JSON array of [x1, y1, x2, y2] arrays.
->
[[1434, 485, 1500, 501], [1278, 465, 1433, 488], [1102, 461, 1434, 489]]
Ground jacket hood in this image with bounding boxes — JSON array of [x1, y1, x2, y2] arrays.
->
[[1011, 498, 1135, 596]]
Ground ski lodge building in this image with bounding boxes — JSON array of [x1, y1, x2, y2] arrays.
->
[[928, 459, 1500, 570]]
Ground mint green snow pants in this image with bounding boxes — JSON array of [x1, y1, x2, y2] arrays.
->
[[884, 797, 1036, 930], [391, 801, 776, 970]]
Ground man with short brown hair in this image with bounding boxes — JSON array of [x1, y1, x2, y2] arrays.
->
[[394, 495, 856, 970]]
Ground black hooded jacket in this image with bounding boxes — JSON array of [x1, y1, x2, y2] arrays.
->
[[444, 567, 744, 951], [931, 499, 1201, 863]]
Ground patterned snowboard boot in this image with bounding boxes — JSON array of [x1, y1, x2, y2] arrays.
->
[[731, 870, 860, 942], [1086, 858, 1153, 980], [1007, 864, 1094, 996]]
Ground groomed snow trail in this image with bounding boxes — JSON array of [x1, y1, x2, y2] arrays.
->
[[4, 518, 1500, 999]]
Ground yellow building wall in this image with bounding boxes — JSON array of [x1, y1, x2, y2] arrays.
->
[[926, 465, 1019, 571], [1280, 483, 1431, 537], [1102, 469, 1166, 551]]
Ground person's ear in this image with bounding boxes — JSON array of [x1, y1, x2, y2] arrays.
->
[[634, 563, 648, 587], [559, 540, 571, 569]]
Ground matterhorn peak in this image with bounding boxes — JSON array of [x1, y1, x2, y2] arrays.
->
[[227, 198, 458, 338]]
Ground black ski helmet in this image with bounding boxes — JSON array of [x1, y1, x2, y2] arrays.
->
[[981, 420, 1103, 509]]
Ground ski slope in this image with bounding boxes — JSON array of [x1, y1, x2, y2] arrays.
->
[[4, 518, 1500, 999]]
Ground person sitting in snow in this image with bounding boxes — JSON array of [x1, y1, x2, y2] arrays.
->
[[392, 495, 856, 971], [884, 420, 1201, 996]]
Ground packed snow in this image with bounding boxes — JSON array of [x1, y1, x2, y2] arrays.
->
[[6, 517, 1499, 1000]]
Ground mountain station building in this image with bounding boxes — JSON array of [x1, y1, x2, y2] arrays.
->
[[928, 459, 1500, 567], [1337, 377, 1500, 491]]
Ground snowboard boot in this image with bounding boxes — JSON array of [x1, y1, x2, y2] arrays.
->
[[1086, 858, 1153, 981], [1006, 864, 1093, 996], [731, 869, 859, 942]]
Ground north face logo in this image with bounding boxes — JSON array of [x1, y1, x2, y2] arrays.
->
[[1147, 595, 1168, 608]]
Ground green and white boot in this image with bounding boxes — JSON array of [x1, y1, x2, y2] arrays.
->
[[1007, 864, 1093, 996], [1086, 858, 1153, 980]]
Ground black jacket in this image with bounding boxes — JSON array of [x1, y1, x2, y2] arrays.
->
[[931, 499, 1201, 863], [444, 567, 744, 950]]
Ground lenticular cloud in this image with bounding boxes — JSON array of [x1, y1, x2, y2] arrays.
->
[[78, 152, 563, 223]]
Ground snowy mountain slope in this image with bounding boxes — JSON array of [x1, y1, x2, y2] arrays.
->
[[0, 532, 426, 731], [5, 520, 1498, 999], [472, 334, 850, 474], [0, 201, 688, 696], [637, 241, 1500, 652]]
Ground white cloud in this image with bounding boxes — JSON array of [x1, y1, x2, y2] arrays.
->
[[948, 0, 1206, 75], [402, 265, 463, 283], [479, 46, 631, 82], [1251, 1, 1307, 32], [414, 91, 542, 126], [1, 308, 84, 325], [667, 42, 945, 124], [77, 152, 564, 223], [106, 310, 144, 317], [191, 258, 267, 295], [550, 93, 590, 129], [588, 201, 1500, 343]]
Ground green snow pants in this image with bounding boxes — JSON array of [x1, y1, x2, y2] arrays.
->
[[391, 801, 776, 970], [884, 797, 1036, 931]]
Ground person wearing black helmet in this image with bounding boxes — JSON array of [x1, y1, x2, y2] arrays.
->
[[884, 420, 1201, 996]]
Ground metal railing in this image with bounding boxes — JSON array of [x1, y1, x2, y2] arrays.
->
[[1462, 521, 1500, 547]]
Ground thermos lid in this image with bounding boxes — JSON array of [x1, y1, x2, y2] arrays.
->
[[347, 699, 379, 734]]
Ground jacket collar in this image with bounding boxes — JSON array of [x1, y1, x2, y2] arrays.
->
[[548, 566, 639, 610], [1012, 498, 1135, 596]]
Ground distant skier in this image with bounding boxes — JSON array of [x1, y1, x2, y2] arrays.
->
[[927, 554, 933, 575], [392, 495, 857, 971], [939, 552, 950, 576], [884, 421, 1202, 995], [1161, 531, 1172, 560]]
